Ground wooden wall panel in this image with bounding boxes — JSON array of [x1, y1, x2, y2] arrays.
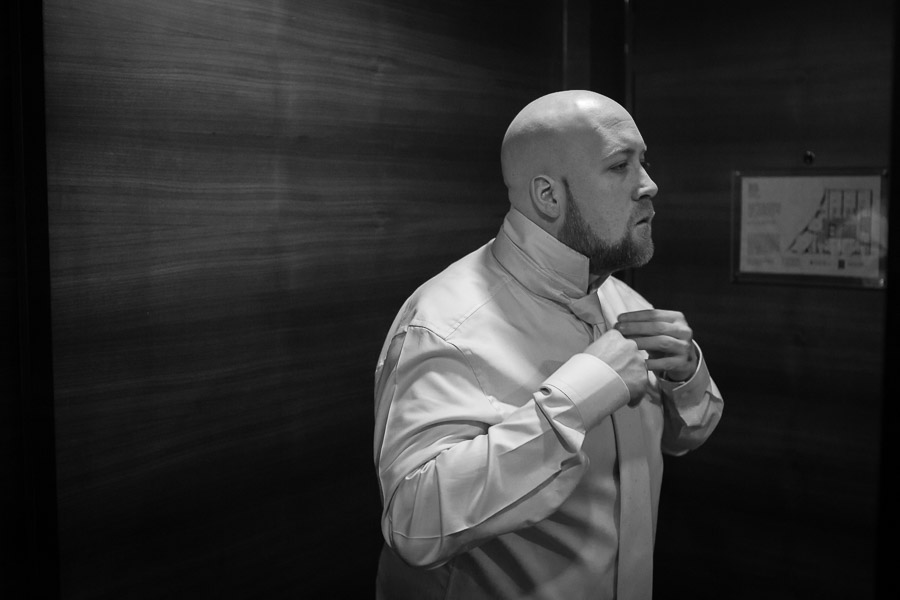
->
[[630, 1, 892, 598], [5, 2, 60, 596], [42, 1, 564, 597], [1, 9, 22, 593]]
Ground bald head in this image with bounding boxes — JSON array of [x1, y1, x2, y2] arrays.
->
[[500, 91, 635, 226]]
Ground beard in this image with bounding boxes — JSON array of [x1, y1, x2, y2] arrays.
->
[[557, 179, 654, 276]]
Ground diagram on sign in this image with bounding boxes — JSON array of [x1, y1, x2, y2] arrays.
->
[[786, 188, 874, 259], [737, 174, 884, 281]]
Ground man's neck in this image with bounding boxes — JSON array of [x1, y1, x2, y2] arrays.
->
[[587, 273, 610, 294]]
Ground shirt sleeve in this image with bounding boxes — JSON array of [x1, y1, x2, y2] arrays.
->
[[374, 325, 629, 569], [654, 342, 724, 456]]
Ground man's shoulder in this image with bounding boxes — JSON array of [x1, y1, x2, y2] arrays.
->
[[395, 241, 510, 339]]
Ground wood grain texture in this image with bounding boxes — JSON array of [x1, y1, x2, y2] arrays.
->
[[42, 0, 564, 597], [629, 1, 892, 598]]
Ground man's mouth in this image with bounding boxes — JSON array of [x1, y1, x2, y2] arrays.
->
[[635, 211, 655, 225]]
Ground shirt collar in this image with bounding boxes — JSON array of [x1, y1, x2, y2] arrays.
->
[[491, 208, 593, 305]]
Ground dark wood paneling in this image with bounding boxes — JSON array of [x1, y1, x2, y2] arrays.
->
[[5, 1, 60, 597], [42, 0, 564, 597], [876, 7, 899, 598], [631, 1, 892, 598], [1, 4, 23, 594]]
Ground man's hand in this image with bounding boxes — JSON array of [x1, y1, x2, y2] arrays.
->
[[583, 329, 649, 405], [614, 309, 697, 382]]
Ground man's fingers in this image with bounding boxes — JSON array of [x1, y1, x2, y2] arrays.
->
[[616, 311, 699, 379], [616, 320, 692, 341], [617, 309, 683, 323], [646, 356, 689, 373], [630, 335, 691, 355]]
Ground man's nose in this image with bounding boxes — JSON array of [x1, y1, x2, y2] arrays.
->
[[635, 168, 658, 200]]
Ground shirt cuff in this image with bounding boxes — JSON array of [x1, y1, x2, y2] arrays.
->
[[541, 353, 629, 431], [656, 342, 713, 427]]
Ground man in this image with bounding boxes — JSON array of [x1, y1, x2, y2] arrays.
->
[[373, 90, 723, 599]]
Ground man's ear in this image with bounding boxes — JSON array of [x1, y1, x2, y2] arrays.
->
[[530, 175, 562, 220]]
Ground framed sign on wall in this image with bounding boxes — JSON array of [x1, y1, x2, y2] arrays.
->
[[731, 169, 888, 288]]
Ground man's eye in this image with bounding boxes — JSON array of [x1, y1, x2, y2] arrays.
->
[[641, 160, 651, 170], [611, 162, 628, 171]]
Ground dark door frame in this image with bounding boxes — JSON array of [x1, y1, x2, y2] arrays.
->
[[6, 1, 59, 597]]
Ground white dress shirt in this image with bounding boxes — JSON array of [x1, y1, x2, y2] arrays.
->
[[374, 208, 723, 599]]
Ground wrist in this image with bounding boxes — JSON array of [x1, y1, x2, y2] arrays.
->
[[663, 346, 698, 382], [662, 367, 691, 382]]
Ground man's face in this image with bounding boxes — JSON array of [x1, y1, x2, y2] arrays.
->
[[556, 112, 658, 276]]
